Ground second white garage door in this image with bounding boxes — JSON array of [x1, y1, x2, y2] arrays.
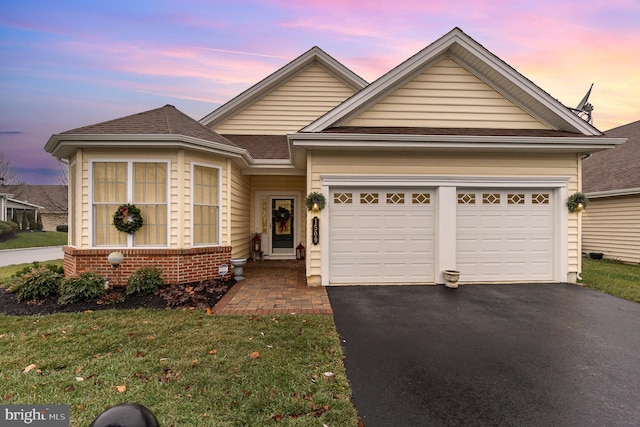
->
[[456, 190, 555, 282], [329, 189, 435, 284]]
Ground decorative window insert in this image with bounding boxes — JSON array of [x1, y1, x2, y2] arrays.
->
[[457, 193, 476, 205], [360, 193, 379, 204], [532, 193, 550, 205], [333, 193, 353, 204], [508, 193, 525, 205], [92, 161, 168, 247], [192, 165, 220, 245], [412, 193, 431, 204], [483, 193, 500, 205], [386, 193, 405, 204]]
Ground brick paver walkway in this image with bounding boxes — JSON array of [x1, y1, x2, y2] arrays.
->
[[212, 260, 332, 315]]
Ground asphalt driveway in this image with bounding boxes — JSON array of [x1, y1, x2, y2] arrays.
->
[[328, 284, 640, 426]]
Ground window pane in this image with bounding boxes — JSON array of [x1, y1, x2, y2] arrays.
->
[[193, 205, 218, 245], [93, 162, 127, 246], [94, 204, 126, 246], [133, 163, 167, 247], [93, 162, 126, 203], [134, 204, 167, 246], [193, 165, 219, 245]]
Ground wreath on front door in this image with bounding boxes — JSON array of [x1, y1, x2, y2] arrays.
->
[[113, 203, 144, 234], [273, 207, 291, 234]]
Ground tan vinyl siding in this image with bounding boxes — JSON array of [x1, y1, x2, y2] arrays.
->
[[582, 195, 640, 264], [346, 57, 549, 129], [230, 161, 251, 258], [308, 151, 579, 278], [213, 64, 357, 135]]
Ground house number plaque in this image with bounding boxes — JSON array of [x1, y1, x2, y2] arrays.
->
[[312, 216, 320, 245]]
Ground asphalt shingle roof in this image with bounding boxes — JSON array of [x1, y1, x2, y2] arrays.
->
[[583, 120, 640, 193], [61, 105, 236, 147], [222, 135, 289, 160], [2, 185, 67, 212]]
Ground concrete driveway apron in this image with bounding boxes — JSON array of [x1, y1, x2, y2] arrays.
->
[[328, 284, 640, 427]]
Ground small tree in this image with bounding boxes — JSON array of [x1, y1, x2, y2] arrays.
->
[[36, 215, 44, 231], [21, 213, 28, 230], [11, 211, 18, 225]]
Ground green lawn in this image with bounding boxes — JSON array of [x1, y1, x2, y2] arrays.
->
[[0, 311, 358, 427], [0, 231, 67, 250], [581, 258, 640, 303]]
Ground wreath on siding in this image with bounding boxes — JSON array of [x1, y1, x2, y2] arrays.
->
[[113, 204, 143, 234], [567, 192, 589, 213], [305, 192, 326, 211]]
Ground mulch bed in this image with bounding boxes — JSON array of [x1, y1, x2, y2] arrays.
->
[[0, 282, 234, 316]]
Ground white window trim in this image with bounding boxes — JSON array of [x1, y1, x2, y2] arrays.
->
[[89, 159, 170, 249], [190, 162, 222, 247]]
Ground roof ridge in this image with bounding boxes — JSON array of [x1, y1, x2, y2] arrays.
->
[[163, 104, 174, 134]]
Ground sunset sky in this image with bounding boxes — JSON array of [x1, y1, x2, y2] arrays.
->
[[1, 0, 639, 184]]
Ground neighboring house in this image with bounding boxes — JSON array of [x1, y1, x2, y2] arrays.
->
[[3, 185, 68, 231], [0, 190, 44, 228], [45, 27, 624, 285], [582, 120, 640, 264]]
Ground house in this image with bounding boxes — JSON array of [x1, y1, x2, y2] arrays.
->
[[582, 120, 640, 264], [45, 27, 624, 285], [0, 190, 44, 228], [2, 185, 68, 231]]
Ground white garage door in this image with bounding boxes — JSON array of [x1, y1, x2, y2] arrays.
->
[[329, 189, 435, 284], [456, 190, 555, 282]]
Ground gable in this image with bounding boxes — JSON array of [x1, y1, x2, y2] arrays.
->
[[213, 64, 360, 135], [303, 28, 602, 136], [344, 57, 549, 130]]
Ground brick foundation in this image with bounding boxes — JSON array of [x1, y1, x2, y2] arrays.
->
[[62, 246, 233, 285]]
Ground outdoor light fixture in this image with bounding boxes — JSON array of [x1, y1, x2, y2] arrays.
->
[[107, 251, 124, 288], [107, 251, 124, 267]]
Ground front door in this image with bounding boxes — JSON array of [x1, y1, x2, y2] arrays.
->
[[271, 198, 295, 256]]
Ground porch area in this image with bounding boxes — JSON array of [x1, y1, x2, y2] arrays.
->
[[212, 260, 332, 315]]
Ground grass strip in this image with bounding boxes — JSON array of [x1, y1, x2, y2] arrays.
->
[[581, 258, 640, 303], [0, 231, 67, 250]]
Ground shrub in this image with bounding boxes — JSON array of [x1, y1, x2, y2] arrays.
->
[[3, 221, 19, 232], [56, 225, 68, 232], [0, 221, 17, 242], [35, 216, 43, 231], [11, 266, 63, 302], [0, 221, 12, 237], [58, 272, 106, 305], [11, 262, 64, 279], [126, 266, 164, 296], [21, 214, 28, 230]]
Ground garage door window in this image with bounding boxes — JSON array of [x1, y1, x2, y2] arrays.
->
[[334, 192, 353, 204]]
